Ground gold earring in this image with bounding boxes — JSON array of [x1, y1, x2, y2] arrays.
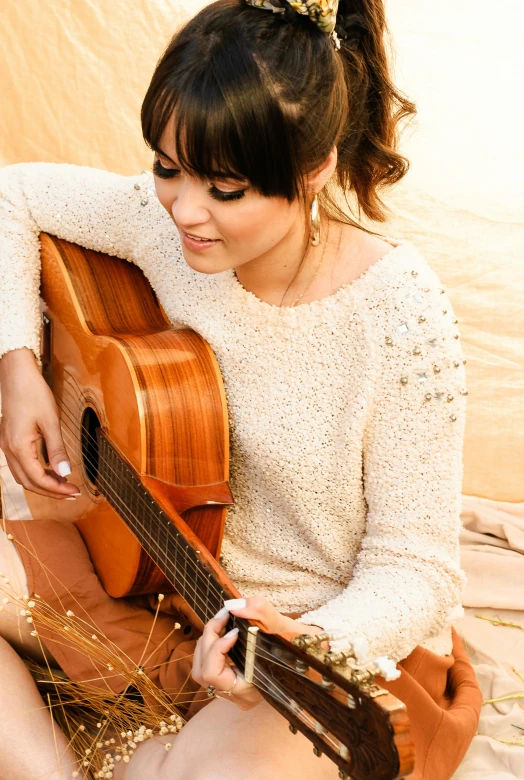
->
[[310, 194, 320, 247]]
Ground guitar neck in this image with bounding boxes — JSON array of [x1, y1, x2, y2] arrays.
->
[[96, 433, 234, 628]]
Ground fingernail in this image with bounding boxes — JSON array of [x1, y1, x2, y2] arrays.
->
[[213, 607, 229, 619], [57, 461, 71, 477], [224, 627, 239, 638], [65, 497, 76, 501], [71, 492, 82, 497], [224, 598, 246, 611]]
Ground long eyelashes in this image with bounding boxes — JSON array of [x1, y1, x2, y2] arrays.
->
[[152, 160, 246, 203]]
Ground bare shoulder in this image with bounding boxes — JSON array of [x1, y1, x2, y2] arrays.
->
[[335, 225, 396, 286]]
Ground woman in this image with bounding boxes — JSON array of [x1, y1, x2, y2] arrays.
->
[[0, 0, 482, 778]]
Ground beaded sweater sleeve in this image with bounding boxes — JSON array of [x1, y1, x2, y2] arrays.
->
[[300, 266, 468, 663], [0, 162, 172, 361]]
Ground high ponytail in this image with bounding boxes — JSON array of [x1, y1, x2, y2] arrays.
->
[[141, 0, 416, 225], [330, 0, 417, 223]]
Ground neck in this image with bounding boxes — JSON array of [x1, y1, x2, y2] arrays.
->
[[234, 217, 335, 307]]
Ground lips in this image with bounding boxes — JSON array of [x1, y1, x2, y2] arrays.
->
[[185, 233, 214, 241], [181, 230, 220, 251]]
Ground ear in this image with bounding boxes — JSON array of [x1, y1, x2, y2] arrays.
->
[[306, 146, 338, 195]]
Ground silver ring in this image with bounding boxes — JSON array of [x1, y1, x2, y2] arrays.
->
[[206, 685, 216, 698]]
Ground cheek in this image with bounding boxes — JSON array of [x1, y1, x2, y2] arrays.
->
[[154, 180, 174, 214], [219, 200, 298, 249]]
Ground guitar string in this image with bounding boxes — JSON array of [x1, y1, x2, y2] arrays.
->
[[240, 664, 345, 756], [50, 376, 318, 676], [54, 409, 332, 684], [53, 395, 315, 658], [53, 401, 229, 607], [55, 422, 323, 682], [51, 394, 334, 684], [55, 416, 329, 687]]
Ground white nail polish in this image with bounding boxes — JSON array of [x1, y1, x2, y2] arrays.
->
[[65, 497, 76, 501], [224, 627, 239, 638], [213, 607, 229, 619], [71, 492, 82, 497], [224, 598, 246, 611], [57, 461, 71, 477]]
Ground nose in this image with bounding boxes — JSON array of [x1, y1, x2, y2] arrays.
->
[[170, 178, 210, 230]]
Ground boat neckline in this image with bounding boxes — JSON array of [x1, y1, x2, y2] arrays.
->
[[226, 236, 412, 314]]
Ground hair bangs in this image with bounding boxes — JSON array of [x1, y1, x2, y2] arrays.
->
[[142, 25, 302, 201]]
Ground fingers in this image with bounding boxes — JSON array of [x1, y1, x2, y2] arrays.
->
[[191, 605, 264, 710], [223, 596, 286, 634], [2, 432, 80, 499], [39, 416, 73, 482], [197, 628, 239, 692], [193, 607, 230, 679], [4, 433, 79, 498]]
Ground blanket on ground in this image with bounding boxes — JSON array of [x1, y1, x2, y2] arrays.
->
[[453, 495, 524, 779]]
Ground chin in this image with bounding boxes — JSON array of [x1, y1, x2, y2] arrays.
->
[[180, 249, 230, 276]]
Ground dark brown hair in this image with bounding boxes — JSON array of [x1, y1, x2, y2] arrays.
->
[[141, 0, 416, 226]]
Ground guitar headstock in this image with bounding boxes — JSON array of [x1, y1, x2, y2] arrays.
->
[[229, 623, 414, 780]]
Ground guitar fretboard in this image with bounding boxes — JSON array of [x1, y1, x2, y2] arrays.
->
[[96, 433, 230, 627]]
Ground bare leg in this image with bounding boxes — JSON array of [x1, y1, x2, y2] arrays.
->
[[0, 523, 58, 663], [0, 636, 78, 779], [0, 530, 76, 778], [116, 698, 340, 780]]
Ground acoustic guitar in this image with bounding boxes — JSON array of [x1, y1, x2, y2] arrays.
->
[[12, 233, 414, 779]]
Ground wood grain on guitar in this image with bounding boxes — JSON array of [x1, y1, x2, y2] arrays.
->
[[20, 233, 415, 779]]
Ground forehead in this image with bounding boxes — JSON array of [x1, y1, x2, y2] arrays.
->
[[157, 113, 179, 159]]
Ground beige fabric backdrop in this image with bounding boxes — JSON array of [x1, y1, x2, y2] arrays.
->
[[1, 0, 523, 501]]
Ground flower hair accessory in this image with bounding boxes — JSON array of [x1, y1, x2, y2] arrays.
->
[[245, 0, 369, 51]]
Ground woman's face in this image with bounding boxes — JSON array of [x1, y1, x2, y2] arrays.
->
[[153, 119, 306, 276]]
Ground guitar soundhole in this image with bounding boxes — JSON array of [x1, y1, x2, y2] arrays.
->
[[81, 407, 101, 487]]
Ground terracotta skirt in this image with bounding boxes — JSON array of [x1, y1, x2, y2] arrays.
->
[[5, 519, 482, 779]]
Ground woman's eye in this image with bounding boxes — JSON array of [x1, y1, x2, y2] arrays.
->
[[208, 185, 246, 203], [153, 157, 246, 201], [152, 159, 179, 179]]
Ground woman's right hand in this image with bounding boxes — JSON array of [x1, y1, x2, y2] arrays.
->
[[0, 348, 80, 498]]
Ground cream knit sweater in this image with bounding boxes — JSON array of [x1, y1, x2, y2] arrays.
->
[[0, 163, 468, 662]]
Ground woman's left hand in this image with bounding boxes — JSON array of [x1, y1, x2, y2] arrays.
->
[[191, 596, 324, 711]]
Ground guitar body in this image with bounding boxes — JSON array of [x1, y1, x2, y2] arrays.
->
[[26, 233, 234, 597]]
